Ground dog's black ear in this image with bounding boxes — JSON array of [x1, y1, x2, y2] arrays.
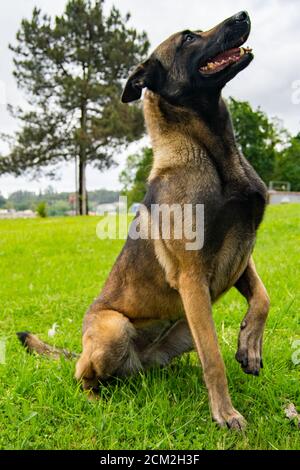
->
[[121, 62, 149, 103]]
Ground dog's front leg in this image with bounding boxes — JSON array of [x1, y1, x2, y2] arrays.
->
[[179, 270, 246, 430], [235, 256, 270, 375]]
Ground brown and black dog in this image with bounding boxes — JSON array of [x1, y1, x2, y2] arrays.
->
[[19, 11, 270, 430]]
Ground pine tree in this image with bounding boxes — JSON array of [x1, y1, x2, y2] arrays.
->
[[1, 0, 149, 214]]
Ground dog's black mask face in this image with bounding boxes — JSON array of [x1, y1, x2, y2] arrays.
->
[[122, 11, 253, 105]]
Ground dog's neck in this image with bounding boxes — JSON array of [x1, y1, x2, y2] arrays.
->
[[144, 90, 243, 182]]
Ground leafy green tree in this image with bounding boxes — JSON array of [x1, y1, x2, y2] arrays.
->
[[273, 133, 300, 191], [228, 98, 283, 183], [1, 0, 149, 214], [0, 193, 6, 208], [36, 201, 48, 218], [48, 200, 71, 217], [120, 147, 153, 206]]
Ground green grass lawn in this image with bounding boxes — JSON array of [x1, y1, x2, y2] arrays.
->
[[0, 204, 299, 450]]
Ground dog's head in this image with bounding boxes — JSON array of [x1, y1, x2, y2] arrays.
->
[[122, 11, 253, 105]]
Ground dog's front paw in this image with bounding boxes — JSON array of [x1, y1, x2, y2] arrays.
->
[[236, 347, 263, 376], [213, 407, 247, 431], [236, 322, 264, 376]]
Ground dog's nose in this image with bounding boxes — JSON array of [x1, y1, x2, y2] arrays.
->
[[234, 11, 249, 23]]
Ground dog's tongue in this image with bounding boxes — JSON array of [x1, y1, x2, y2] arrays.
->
[[200, 46, 252, 73], [211, 48, 241, 63]]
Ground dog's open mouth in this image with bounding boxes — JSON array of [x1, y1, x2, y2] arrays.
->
[[199, 46, 252, 74]]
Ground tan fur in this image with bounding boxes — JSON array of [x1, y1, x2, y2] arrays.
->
[[154, 239, 179, 290], [145, 91, 245, 184], [145, 92, 214, 182], [209, 229, 255, 300]]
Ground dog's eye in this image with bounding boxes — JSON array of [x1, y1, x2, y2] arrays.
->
[[184, 34, 195, 43]]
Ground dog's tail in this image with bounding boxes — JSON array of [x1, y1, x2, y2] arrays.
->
[[17, 331, 79, 359]]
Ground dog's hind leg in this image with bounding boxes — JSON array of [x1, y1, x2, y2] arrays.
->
[[235, 256, 270, 376], [140, 319, 194, 368], [75, 310, 142, 391]]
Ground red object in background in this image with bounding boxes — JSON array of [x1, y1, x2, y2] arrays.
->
[[69, 194, 76, 205]]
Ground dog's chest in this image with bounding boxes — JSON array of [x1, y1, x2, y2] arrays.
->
[[149, 157, 267, 296], [185, 165, 267, 297], [199, 179, 267, 299]]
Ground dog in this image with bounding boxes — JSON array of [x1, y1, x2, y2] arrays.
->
[[18, 11, 270, 430]]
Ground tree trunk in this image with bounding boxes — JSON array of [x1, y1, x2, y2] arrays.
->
[[78, 99, 88, 216], [75, 155, 79, 216], [79, 158, 88, 215]]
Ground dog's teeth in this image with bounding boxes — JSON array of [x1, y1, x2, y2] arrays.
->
[[240, 46, 253, 54]]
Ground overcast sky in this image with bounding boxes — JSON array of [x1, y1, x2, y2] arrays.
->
[[0, 0, 299, 197]]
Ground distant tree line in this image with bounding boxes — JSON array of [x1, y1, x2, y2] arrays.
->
[[120, 99, 300, 204], [0, 187, 119, 216]]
